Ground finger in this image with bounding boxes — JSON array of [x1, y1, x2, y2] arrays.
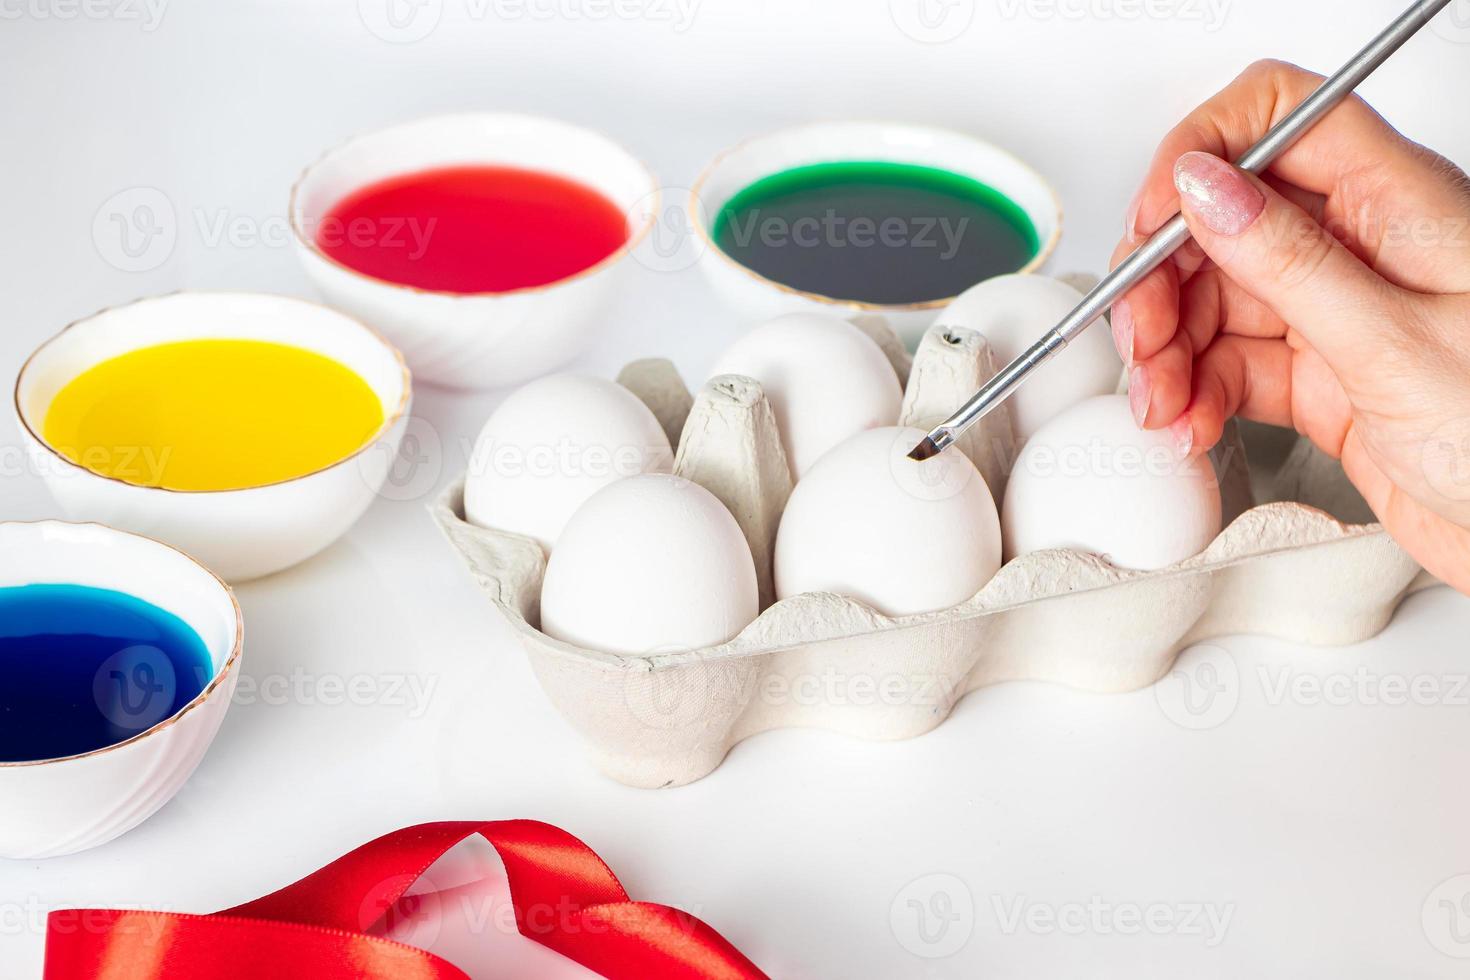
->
[[1177, 268, 1225, 352], [1129, 329, 1193, 430], [1125, 59, 1423, 242], [1108, 239, 1180, 365], [1129, 271, 1223, 429], [1263, 173, 1326, 224], [1209, 269, 1288, 340], [1175, 335, 1295, 457], [1172, 151, 1400, 373], [1167, 262, 1290, 344], [1115, 231, 1302, 361], [1284, 339, 1354, 459]]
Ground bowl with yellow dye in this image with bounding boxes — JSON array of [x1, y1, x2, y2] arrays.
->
[[14, 292, 411, 581]]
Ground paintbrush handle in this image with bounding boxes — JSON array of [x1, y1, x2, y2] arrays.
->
[[916, 0, 1453, 459]]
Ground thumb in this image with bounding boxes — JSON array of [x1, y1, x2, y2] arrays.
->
[[1172, 150, 1394, 368]]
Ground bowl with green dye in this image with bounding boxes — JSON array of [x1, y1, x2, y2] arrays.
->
[[692, 122, 1061, 345]]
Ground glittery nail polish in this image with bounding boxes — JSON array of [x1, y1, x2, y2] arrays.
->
[[1128, 365, 1151, 427], [1169, 416, 1194, 458], [1173, 152, 1265, 237], [1111, 300, 1134, 366]]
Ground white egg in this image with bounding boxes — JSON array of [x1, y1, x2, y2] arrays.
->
[[1002, 394, 1222, 570], [709, 313, 902, 477], [937, 274, 1121, 441], [774, 426, 1002, 616], [540, 473, 759, 654], [464, 374, 673, 549]]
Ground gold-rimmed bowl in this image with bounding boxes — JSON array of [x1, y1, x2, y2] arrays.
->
[[691, 121, 1062, 347], [289, 113, 659, 389], [0, 520, 242, 859], [14, 291, 411, 581]]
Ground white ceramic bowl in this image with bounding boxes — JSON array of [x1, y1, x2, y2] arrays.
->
[[14, 291, 411, 581], [290, 113, 658, 389], [0, 520, 242, 859], [692, 121, 1062, 347]]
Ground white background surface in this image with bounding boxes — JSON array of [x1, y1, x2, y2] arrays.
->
[[4, 0, 1470, 976]]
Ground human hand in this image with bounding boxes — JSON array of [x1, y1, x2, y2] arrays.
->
[[1111, 59, 1470, 593]]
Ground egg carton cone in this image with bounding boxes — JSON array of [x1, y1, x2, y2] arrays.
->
[[433, 311, 1427, 788]]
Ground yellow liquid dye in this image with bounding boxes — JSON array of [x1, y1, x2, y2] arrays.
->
[[43, 339, 386, 491]]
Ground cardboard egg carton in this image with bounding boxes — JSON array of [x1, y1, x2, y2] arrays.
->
[[433, 310, 1427, 788]]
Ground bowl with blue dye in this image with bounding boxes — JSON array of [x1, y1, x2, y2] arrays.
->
[[0, 520, 242, 859]]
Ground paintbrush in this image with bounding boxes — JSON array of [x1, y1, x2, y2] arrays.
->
[[909, 0, 1454, 462]]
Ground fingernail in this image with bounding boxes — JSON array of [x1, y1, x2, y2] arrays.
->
[[1169, 415, 1194, 458], [1129, 365, 1151, 427], [1173, 151, 1265, 237], [1111, 301, 1134, 366]]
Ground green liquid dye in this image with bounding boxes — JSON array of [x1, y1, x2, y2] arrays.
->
[[711, 160, 1041, 306]]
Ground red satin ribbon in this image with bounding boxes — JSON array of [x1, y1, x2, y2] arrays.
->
[[43, 820, 769, 980]]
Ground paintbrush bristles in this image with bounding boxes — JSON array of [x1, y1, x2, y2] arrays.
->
[[906, 435, 943, 462]]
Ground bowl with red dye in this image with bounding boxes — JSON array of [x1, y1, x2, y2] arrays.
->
[[290, 113, 657, 389]]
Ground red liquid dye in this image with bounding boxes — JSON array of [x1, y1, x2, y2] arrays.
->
[[316, 164, 630, 293]]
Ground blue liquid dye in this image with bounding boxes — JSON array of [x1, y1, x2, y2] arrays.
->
[[0, 584, 214, 763]]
